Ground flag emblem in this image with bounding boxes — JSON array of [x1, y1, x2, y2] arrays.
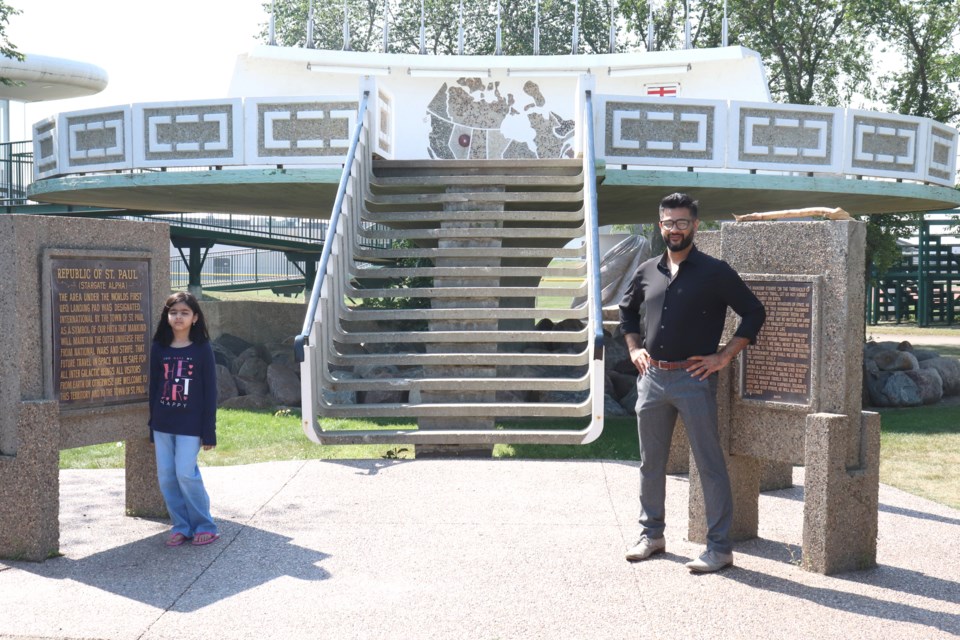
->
[[645, 83, 680, 97]]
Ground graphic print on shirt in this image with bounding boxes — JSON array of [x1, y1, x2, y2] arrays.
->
[[160, 356, 194, 409]]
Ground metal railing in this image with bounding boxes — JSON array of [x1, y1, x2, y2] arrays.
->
[[581, 86, 606, 442], [169, 247, 306, 290], [294, 89, 372, 364], [0, 141, 33, 206]]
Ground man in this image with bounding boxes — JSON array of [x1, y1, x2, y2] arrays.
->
[[618, 193, 765, 573]]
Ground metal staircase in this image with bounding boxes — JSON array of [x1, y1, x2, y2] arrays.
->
[[295, 89, 605, 445]]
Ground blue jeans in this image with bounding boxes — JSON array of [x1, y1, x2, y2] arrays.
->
[[635, 367, 733, 554], [153, 431, 217, 538]]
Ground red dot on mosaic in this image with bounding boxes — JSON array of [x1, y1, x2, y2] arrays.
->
[[458, 134, 471, 147]]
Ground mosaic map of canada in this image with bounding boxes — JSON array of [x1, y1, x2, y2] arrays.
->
[[426, 78, 576, 160]]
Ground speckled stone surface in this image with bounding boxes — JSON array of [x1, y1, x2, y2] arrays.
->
[[0, 216, 169, 561], [0, 459, 955, 639], [687, 221, 877, 573]]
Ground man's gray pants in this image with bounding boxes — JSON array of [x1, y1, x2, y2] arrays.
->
[[635, 367, 733, 554]]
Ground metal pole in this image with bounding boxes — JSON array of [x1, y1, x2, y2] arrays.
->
[[534, 0, 541, 55], [496, 0, 503, 55], [572, 0, 579, 54], [458, 0, 464, 55], [722, 0, 729, 47], [306, 0, 315, 48], [608, 0, 616, 54], [382, 0, 390, 52], [646, 2, 654, 51], [268, 0, 276, 45], [684, 0, 691, 49], [419, 0, 426, 54], [343, 0, 351, 51]]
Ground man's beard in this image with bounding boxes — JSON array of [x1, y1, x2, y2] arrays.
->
[[663, 231, 694, 252]]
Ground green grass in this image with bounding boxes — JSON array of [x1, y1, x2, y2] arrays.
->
[[60, 406, 959, 512], [876, 404, 960, 510]]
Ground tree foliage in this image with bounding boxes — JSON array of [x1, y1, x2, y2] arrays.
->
[[0, 1, 23, 87], [857, 0, 960, 124]]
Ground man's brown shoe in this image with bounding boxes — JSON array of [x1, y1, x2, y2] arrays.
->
[[625, 536, 666, 562]]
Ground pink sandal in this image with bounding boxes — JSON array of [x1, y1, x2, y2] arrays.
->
[[165, 532, 190, 547], [192, 532, 220, 546]]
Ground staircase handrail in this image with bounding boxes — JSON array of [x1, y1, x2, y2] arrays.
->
[[582, 88, 605, 364], [294, 90, 371, 364]]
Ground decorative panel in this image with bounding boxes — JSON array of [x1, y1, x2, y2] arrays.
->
[[843, 110, 926, 182], [376, 87, 395, 159], [599, 96, 726, 167], [730, 102, 842, 173], [58, 107, 132, 174], [925, 123, 958, 187], [32, 117, 59, 180], [133, 100, 243, 168], [244, 97, 358, 165]]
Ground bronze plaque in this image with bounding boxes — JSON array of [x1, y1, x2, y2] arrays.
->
[[51, 258, 152, 408], [741, 280, 813, 405]]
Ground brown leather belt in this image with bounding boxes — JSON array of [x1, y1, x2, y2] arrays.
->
[[648, 358, 695, 370]]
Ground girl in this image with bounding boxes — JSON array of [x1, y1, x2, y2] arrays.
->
[[149, 291, 220, 547]]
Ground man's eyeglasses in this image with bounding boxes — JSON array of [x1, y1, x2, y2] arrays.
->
[[659, 219, 693, 231]]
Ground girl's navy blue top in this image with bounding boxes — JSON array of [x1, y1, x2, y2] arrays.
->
[[148, 340, 218, 445], [618, 245, 766, 362]]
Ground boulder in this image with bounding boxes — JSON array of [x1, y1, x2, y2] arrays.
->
[[267, 363, 301, 406], [862, 358, 891, 407], [872, 349, 919, 372], [232, 346, 265, 375], [235, 375, 270, 397], [910, 348, 941, 362], [210, 340, 236, 371], [217, 333, 254, 357], [215, 364, 239, 405], [608, 370, 638, 401], [879, 371, 922, 407], [920, 356, 960, 396], [237, 356, 269, 382], [604, 393, 631, 417], [904, 368, 943, 405], [619, 385, 639, 415]]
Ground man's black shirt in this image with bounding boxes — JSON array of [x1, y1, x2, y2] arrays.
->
[[618, 245, 766, 361]]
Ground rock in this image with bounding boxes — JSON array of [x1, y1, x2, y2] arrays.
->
[[235, 375, 270, 397], [267, 363, 301, 406], [910, 348, 940, 362], [210, 340, 236, 370], [232, 346, 265, 375], [604, 393, 631, 417], [904, 368, 943, 405], [920, 356, 960, 396], [217, 333, 254, 357], [216, 364, 238, 405], [879, 371, 922, 407], [872, 349, 919, 372], [267, 343, 296, 367], [619, 385, 639, 415], [863, 358, 891, 407], [237, 356, 269, 381], [219, 394, 275, 410], [604, 334, 631, 375], [608, 370, 638, 400], [357, 374, 408, 404], [540, 389, 590, 403], [555, 318, 585, 332]]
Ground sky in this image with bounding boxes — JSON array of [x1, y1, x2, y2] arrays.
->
[[8, 0, 270, 138]]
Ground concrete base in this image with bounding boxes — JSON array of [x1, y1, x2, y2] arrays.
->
[[760, 460, 794, 491], [802, 412, 880, 574], [0, 402, 60, 561]]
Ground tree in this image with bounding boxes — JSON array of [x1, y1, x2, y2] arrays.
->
[[728, 0, 873, 106], [858, 0, 960, 124], [0, 1, 23, 87]]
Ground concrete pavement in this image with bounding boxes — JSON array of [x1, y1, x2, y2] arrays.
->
[[1, 459, 958, 639]]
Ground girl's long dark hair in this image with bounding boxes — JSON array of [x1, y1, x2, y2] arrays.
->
[[152, 291, 210, 347]]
